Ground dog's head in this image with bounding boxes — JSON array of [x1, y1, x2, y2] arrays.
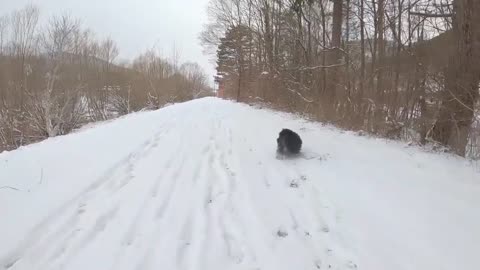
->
[[279, 128, 291, 136]]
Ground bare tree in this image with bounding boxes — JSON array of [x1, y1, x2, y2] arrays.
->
[[33, 14, 83, 137], [0, 15, 9, 54], [201, 0, 480, 158], [0, 4, 208, 152], [181, 62, 209, 98], [100, 37, 119, 71], [10, 4, 40, 107]]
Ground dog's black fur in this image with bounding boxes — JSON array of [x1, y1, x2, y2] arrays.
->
[[277, 128, 302, 155]]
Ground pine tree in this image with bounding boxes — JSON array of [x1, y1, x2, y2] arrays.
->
[[215, 25, 253, 101]]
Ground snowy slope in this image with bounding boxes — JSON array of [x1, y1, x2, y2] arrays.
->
[[1, 97, 479, 270]]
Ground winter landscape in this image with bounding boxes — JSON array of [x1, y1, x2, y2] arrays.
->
[[1, 0, 480, 270], [1, 98, 479, 270]]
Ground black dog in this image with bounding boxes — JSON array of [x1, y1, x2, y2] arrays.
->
[[277, 128, 302, 156]]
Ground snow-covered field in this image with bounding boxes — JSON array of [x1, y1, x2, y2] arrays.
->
[[1, 97, 479, 270]]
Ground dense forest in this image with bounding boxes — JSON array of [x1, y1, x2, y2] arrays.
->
[[201, 0, 479, 158]]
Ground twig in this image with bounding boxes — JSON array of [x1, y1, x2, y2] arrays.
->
[[446, 88, 475, 112], [285, 86, 315, 103], [0, 186, 21, 191], [292, 63, 345, 71], [409, 11, 453, 18]]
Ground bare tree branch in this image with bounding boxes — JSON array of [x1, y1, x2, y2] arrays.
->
[[0, 186, 21, 191], [409, 11, 453, 18]]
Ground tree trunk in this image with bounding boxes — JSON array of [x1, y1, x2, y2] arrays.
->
[[324, 0, 343, 121], [356, 0, 366, 129], [318, 1, 327, 120], [345, 0, 351, 119], [263, 1, 274, 72], [392, 0, 402, 115], [431, 0, 480, 156], [374, 0, 386, 132]]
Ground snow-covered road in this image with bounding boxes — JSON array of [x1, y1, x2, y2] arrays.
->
[[1, 98, 479, 270]]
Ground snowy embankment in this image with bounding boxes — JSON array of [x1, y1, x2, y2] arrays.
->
[[1, 97, 479, 270]]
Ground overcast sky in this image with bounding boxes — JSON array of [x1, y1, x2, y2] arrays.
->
[[0, 0, 215, 85]]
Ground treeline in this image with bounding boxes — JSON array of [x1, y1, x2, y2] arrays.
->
[[201, 0, 479, 158], [0, 5, 213, 152]]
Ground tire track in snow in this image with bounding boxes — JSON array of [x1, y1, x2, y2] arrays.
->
[[153, 140, 189, 221], [176, 214, 194, 269], [2, 101, 362, 270], [2, 203, 87, 269], [175, 155, 208, 270], [31, 204, 120, 270], [221, 124, 285, 269], [211, 118, 259, 268], [1, 162, 126, 270], [53, 126, 174, 268], [215, 155, 248, 265], [202, 126, 229, 268], [84, 122, 171, 197], [150, 153, 175, 198], [217, 143, 245, 264], [176, 115, 223, 270], [134, 118, 196, 270], [109, 135, 182, 270], [195, 136, 218, 270], [123, 125, 179, 240], [1, 122, 173, 270], [104, 126, 171, 193], [64, 205, 119, 255], [134, 159, 189, 269]]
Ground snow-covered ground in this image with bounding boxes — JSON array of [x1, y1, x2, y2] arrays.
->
[[1, 97, 479, 270]]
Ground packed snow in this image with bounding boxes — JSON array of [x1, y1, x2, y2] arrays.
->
[[1, 97, 479, 270]]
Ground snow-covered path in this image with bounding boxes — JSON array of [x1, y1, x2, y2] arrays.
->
[[1, 98, 479, 270]]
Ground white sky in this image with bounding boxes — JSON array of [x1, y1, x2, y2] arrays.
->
[[0, 0, 216, 85]]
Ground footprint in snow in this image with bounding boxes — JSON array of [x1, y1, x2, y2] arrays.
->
[[290, 175, 307, 188], [290, 181, 299, 188], [277, 229, 288, 238], [347, 261, 358, 269]]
